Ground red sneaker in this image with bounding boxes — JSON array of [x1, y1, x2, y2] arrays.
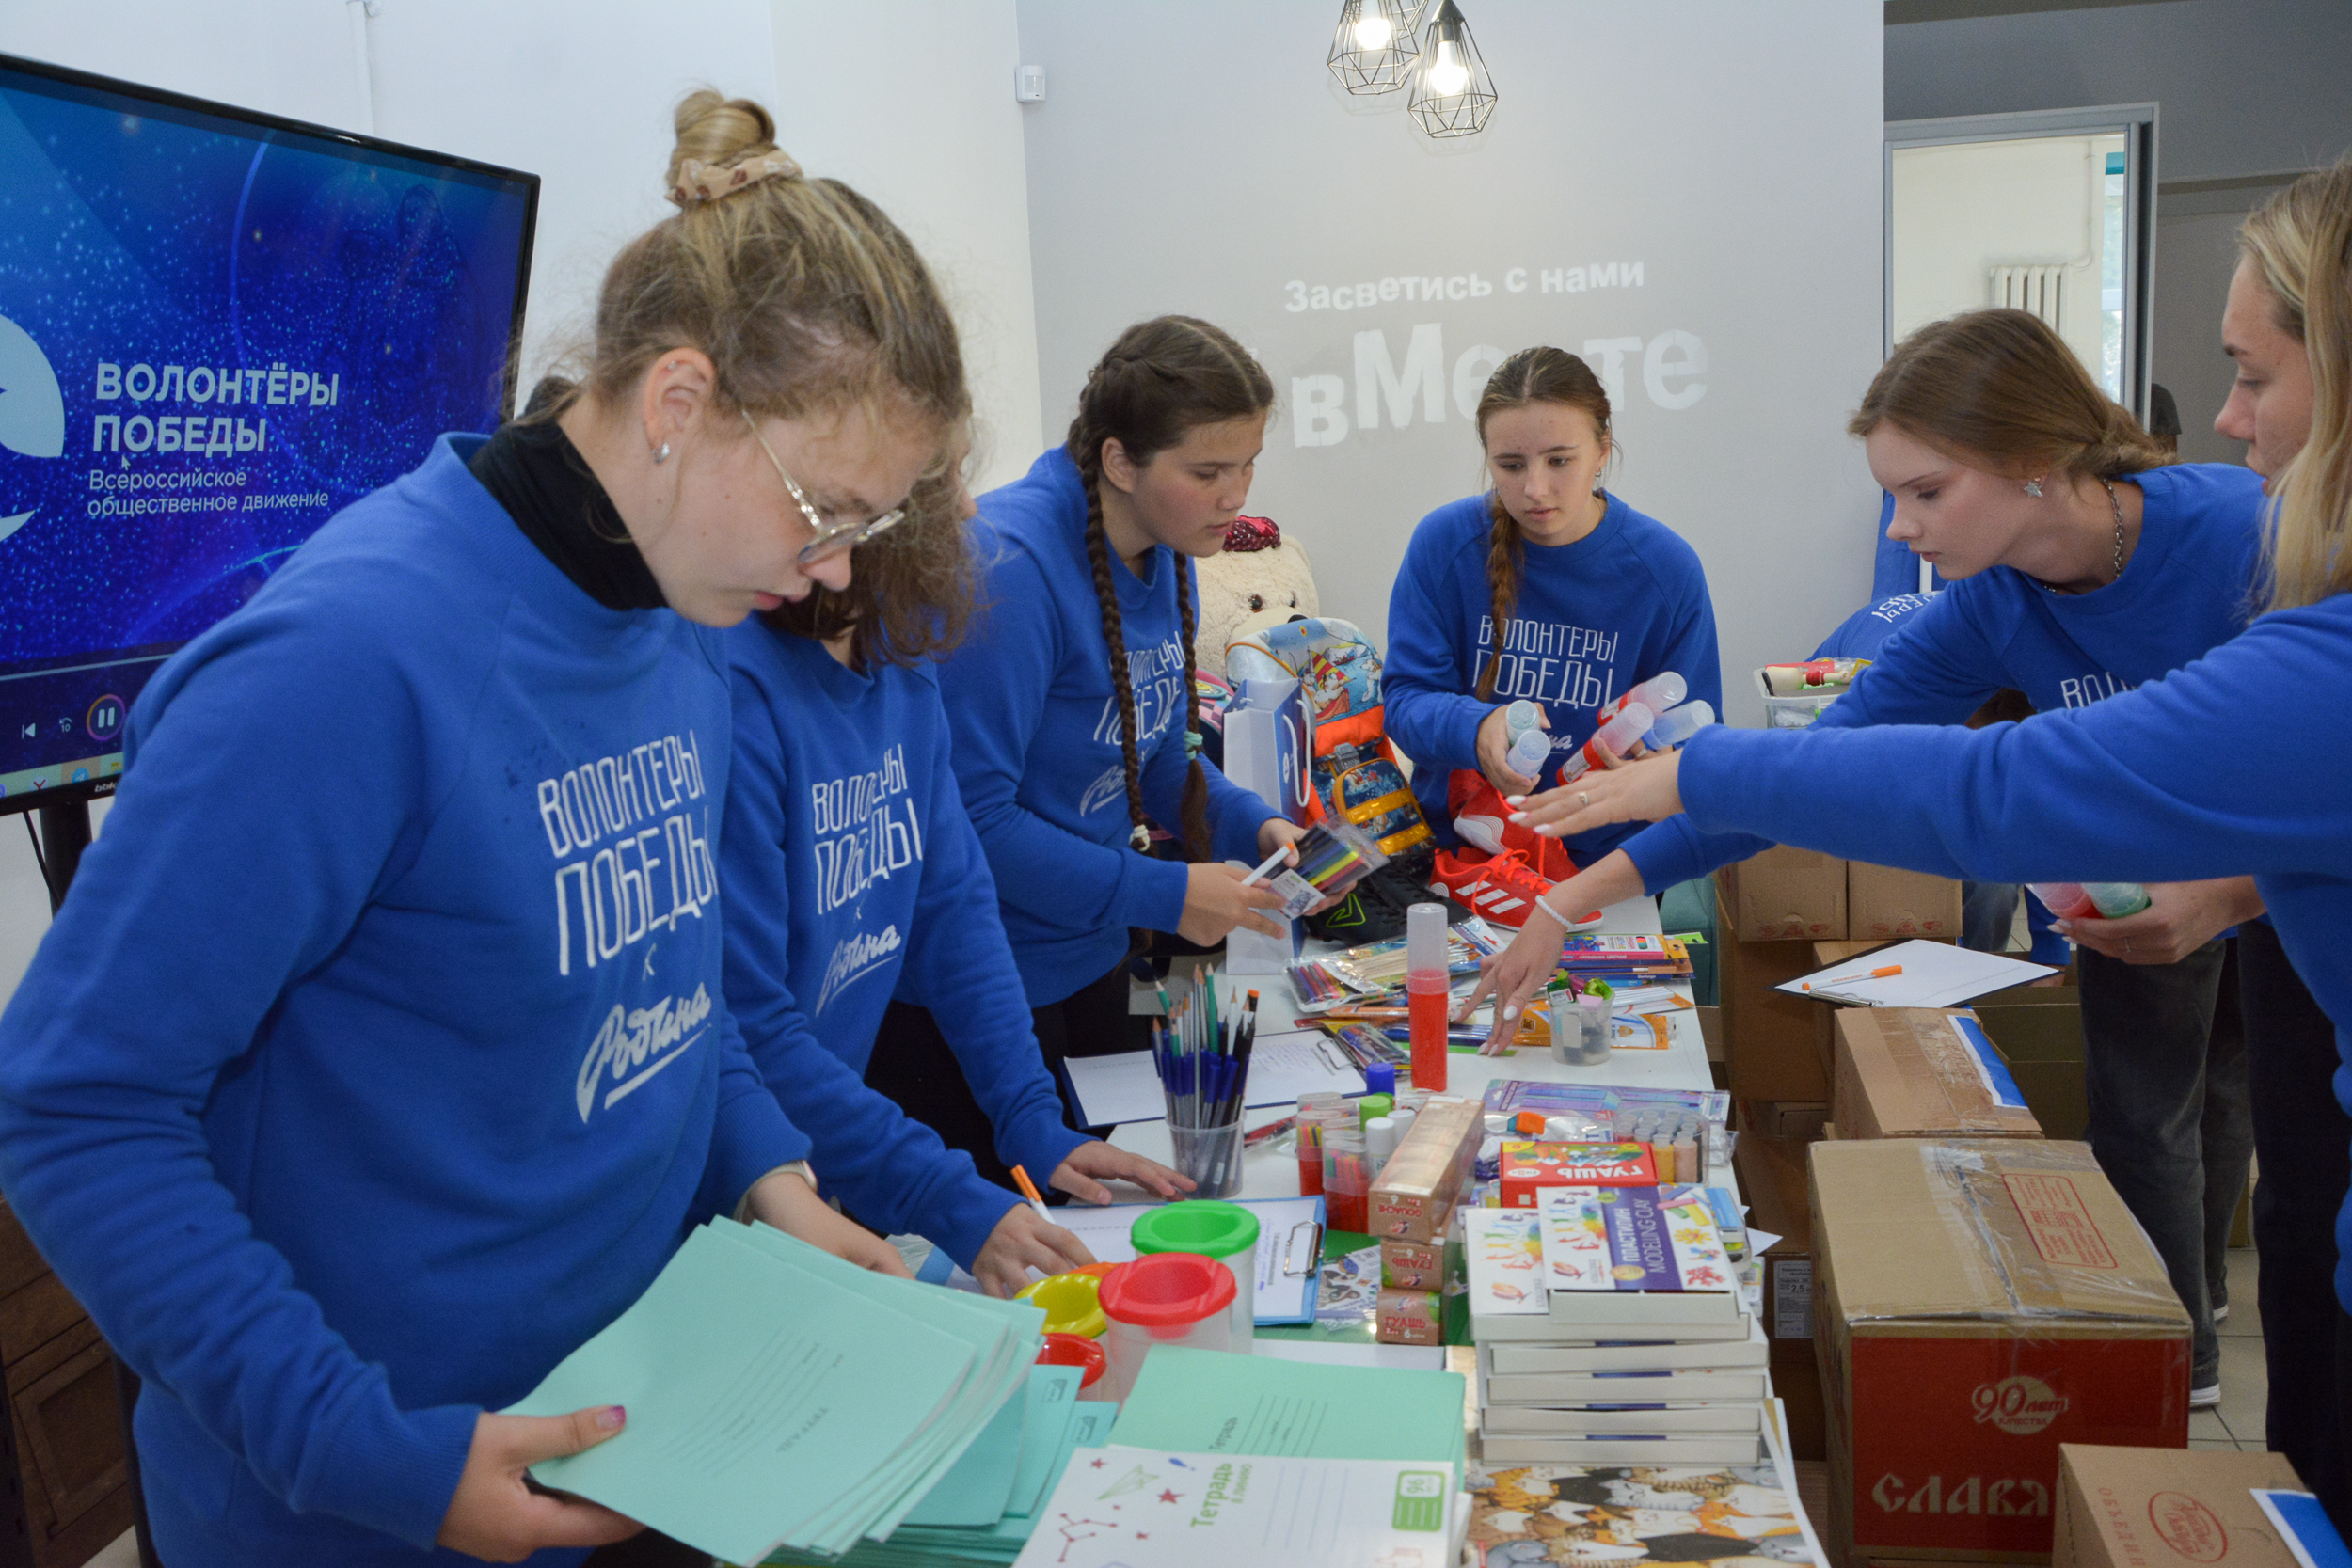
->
[[1428, 847, 1602, 931], [1447, 769, 1573, 881]]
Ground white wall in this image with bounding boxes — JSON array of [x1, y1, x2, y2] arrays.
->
[[769, 1, 1043, 490], [1890, 134, 2121, 381], [1014, 0, 1885, 726]]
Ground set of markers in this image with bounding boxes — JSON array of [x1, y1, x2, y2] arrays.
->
[[1150, 984, 1261, 1132], [1238, 818, 1388, 919]]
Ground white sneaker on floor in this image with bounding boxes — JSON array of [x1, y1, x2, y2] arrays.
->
[[2190, 1382, 2222, 1409], [2212, 1302, 2230, 1323]]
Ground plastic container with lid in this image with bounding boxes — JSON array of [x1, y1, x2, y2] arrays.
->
[[1131, 1199, 1262, 1349], [1013, 1267, 1110, 1338], [1037, 1332, 1110, 1401], [1549, 992, 1612, 1066], [1097, 1252, 1236, 1402]]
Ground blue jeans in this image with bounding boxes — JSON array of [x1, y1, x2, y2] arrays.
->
[[2077, 937, 2253, 1389], [2243, 920, 2349, 1516]]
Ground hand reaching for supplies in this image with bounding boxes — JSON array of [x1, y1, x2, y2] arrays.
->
[[1510, 750, 1687, 839], [1051, 1139, 1194, 1204], [2056, 877, 2265, 966]]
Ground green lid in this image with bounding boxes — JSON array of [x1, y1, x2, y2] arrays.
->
[[1129, 1199, 1260, 1260]]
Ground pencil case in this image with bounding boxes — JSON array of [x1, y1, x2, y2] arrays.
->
[[1266, 818, 1388, 918]]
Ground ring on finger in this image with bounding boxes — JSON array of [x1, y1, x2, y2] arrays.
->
[[1578, 791, 1590, 807]]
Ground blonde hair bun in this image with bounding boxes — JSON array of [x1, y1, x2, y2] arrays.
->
[[667, 90, 780, 194]]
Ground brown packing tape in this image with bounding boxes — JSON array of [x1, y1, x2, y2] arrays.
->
[[1835, 1009, 2042, 1141]]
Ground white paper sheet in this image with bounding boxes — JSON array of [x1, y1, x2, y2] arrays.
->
[[1773, 938, 2058, 1007], [1063, 1034, 1364, 1126]]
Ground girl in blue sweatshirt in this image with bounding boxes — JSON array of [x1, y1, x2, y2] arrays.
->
[[0, 99, 964, 1567], [904, 318, 1300, 1144], [721, 457, 1188, 1299], [1384, 346, 1721, 917], [1478, 309, 2279, 1408], [1521, 160, 2352, 1516]]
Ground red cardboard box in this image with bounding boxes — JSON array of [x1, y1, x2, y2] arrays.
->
[[1497, 1141, 1658, 1208], [1812, 1139, 2190, 1564]]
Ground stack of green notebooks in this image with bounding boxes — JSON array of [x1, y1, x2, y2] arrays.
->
[[504, 1219, 1045, 1567]]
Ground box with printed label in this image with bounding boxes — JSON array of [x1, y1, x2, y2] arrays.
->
[[1380, 1236, 1445, 1291], [1367, 1096, 1482, 1243], [1812, 1139, 2190, 1565], [2053, 1445, 2309, 1568], [1497, 1140, 1657, 1208], [1834, 1007, 2045, 1142], [1375, 1286, 1442, 1345]]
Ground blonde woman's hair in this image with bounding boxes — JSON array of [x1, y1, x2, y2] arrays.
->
[[1849, 309, 2168, 483], [2241, 157, 2352, 610], [570, 90, 968, 439]]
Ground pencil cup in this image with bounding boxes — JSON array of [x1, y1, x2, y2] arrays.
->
[[1168, 1120, 1246, 1199]]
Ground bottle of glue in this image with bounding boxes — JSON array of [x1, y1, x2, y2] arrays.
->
[[1406, 901, 1449, 1094]]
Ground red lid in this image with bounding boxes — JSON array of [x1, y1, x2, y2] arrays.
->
[[1097, 1252, 1237, 1329], [1037, 1332, 1106, 1388]]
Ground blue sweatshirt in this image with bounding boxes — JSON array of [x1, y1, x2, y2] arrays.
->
[[1813, 592, 1935, 659], [1670, 592, 2352, 1307], [0, 436, 804, 1568], [1384, 490, 1722, 864], [940, 449, 1277, 1006], [1622, 463, 2267, 892], [721, 623, 1089, 1266]]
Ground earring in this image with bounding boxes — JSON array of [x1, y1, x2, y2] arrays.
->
[[2024, 477, 2044, 498], [652, 442, 672, 465]]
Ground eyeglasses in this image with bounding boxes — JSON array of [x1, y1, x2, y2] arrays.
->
[[741, 410, 908, 565]]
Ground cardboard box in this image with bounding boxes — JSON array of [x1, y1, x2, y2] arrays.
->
[[2054, 1445, 2307, 1568], [1723, 846, 1848, 942], [1813, 1139, 2190, 1564], [1720, 889, 1835, 1101], [1850, 862, 1963, 942], [1380, 1237, 1444, 1291], [1741, 1101, 1831, 1141], [1375, 1286, 1441, 1345], [1971, 985, 2089, 1142], [1735, 1132, 1824, 1462], [1833, 1008, 2044, 1142], [1367, 1095, 1482, 1243]]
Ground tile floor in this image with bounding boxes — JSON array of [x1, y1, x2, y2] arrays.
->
[[2190, 1244, 2271, 1450]]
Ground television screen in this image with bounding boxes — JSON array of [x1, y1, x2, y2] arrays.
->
[[0, 52, 536, 815]]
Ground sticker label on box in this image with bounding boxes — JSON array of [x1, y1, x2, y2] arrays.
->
[[1773, 1259, 1812, 1339], [2003, 1175, 2120, 1269]]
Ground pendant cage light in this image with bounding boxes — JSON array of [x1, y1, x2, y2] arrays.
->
[[1327, 0, 1425, 95], [1406, 0, 1497, 139]]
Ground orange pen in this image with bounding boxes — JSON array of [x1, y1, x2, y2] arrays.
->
[[1804, 963, 1903, 991], [1009, 1164, 1052, 1224]]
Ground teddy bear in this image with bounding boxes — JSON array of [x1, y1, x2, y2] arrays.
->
[[1193, 515, 1319, 683]]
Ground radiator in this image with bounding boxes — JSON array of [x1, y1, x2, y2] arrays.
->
[[1990, 264, 2066, 331]]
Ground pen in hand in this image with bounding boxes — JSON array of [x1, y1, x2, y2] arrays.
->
[[1009, 1164, 1053, 1225]]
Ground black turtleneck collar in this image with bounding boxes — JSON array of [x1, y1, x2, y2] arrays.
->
[[469, 418, 666, 612]]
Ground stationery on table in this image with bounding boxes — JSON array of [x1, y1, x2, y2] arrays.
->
[[1009, 1446, 1467, 1568], [1062, 1033, 1361, 1125], [1108, 1343, 1468, 1487], [1774, 937, 2058, 1006], [504, 1219, 1043, 1567], [917, 1196, 1327, 1325]]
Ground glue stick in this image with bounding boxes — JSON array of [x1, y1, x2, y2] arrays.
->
[[1645, 700, 1717, 748], [1556, 704, 1660, 785], [1597, 673, 1687, 726]]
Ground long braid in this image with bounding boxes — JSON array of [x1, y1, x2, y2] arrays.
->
[[1077, 456, 1152, 850], [1475, 493, 1523, 700], [1171, 553, 1212, 858]]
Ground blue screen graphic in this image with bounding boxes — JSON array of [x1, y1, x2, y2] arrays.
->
[[0, 57, 533, 807]]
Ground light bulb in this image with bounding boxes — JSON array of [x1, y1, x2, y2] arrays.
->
[[1352, 10, 1393, 50], [1428, 40, 1469, 96]]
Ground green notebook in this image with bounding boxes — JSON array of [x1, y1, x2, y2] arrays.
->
[[1108, 1346, 1466, 1487]]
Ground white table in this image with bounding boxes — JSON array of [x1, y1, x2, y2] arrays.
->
[[1107, 893, 1724, 1201]]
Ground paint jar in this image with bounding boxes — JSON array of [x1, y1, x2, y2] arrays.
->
[[1097, 1252, 1236, 1402], [1037, 1332, 1110, 1400], [1131, 1200, 1261, 1350], [1323, 1127, 1371, 1232], [1168, 1120, 1245, 1199], [1550, 993, 1612, 1067], [1013, 1268, 1108, 1338]]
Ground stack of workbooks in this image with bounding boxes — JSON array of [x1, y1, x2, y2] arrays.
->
[[1465, 1189, 1768, 1465], [503, 1218, 1047, 1568]]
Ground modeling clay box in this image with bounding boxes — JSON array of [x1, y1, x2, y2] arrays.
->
[[1497, 1140, 1657, 1208], [1368, 1095, 1482, 1243], [1833, 1007, 2044, 1142], [1537, 1185, 1743, 1329], [2054, 1445, 2311, 1568], [1812, 1139, 2190, 1565]]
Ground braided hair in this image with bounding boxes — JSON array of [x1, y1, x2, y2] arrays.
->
[[1471, 347, 1614, 699], [1066, 316, 1274, 858]]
